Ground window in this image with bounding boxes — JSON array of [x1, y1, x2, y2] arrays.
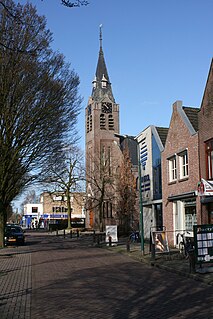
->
[[169, 156, 177, 182], [89, 115, 92, 131], [184, 202, 197, 231], [108, 146, 111, 175], [206, 139, 213, 179], [87, 117, 89, 133], [100, 114, 106, 129], [103, 201, 113, 218], [179, 150, 188, 179], [108, 114, 114, 130]]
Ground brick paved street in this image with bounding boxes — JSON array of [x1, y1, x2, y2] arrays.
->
[[0, 231, 212, 319]]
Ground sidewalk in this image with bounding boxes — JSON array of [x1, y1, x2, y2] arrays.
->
[[0, 232, 212, 319], [105, 239, 213, 286]]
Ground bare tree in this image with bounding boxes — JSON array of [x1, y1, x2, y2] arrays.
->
[[61, 0, 89, 7], [0, 1, 81, 246], [0, 0, 89, 11], [116, 148, 137, 235], [86, 151, 116, 232], [41, 145, 85, 229]]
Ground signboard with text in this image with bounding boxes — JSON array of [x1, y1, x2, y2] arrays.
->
[[194, 224, 213, 264]]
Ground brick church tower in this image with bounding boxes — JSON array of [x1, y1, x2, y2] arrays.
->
[[85, 27, 122, 230]]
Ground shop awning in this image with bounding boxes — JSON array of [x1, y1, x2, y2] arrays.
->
[[197, 178, 213, 196]]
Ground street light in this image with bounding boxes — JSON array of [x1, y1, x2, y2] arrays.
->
[[136, 139, 145, 255]]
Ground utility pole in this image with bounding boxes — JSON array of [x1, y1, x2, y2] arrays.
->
[[137, 142, 145, 255]]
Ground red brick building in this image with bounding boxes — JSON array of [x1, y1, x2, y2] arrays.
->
[[162, 100, 200, 245], [198, 59, 213, 225]]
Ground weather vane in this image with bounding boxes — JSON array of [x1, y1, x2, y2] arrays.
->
[[100, 24, 103, 48]]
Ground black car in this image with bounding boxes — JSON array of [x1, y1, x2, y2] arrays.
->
[[4, 225, 25, 246]]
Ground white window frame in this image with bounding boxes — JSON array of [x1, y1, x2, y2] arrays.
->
[[168, 156, 177, 182], [179, 150, 188, 179]]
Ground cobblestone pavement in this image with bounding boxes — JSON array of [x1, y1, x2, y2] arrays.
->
[[0, 246, 31, 319], [0, 231, 212, 319]]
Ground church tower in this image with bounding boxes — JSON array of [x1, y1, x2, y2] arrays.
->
[[85, 26, 122, 230]]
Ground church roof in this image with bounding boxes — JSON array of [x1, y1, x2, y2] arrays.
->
[[116, 134, 138, 166], [91, 27, 115, 102]]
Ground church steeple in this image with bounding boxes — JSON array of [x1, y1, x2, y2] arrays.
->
[[91, 25, 115, 102]]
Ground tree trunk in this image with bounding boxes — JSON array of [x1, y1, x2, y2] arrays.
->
[[0, 200, 7, 248], [66, 191, 72, 229]]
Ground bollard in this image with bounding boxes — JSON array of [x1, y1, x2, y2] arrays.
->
[[188, 249, 196, 273], [151, 243, 156, 261], [93, 230, 96, 243], [63, 229, 66, 238], [126, 239, 130, 252], [77, 229, 79, 238], [97, 234, 100, 246], [56, 229, 58, 236], [109, 236, 112, 247], [70, 230, 72, 238]]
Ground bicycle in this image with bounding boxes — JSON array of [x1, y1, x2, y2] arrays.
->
[[176, 231, 194, 259], [129, 231, 140, 243]]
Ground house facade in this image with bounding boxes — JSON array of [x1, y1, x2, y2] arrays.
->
[[162, 100, 200, 246], [22, 192, 86, 229], [198, 59, 213, 225], [136, 125, 168, 239], [22, 203, 43, 228]]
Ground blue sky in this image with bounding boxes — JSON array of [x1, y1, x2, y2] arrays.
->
[[13, 0, 213, 209]]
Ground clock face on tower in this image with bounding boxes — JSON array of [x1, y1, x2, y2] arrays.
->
[[101, 102, 112, 113]]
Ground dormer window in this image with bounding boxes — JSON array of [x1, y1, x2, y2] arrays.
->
[[92, 76, 97, 88], [101, 74, 107, 88]]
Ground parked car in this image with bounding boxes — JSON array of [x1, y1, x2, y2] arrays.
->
[[4, 224, 25, 246]]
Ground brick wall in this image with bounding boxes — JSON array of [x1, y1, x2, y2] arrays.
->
[[162, 101, 200, 243], [198, 59, 213, 224]]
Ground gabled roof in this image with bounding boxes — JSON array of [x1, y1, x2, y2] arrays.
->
[[155, 127, 169, 147], [182, 107, 199, 132], [200, 58, 213, 109]]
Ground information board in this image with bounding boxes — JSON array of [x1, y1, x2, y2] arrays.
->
[[194, 224, 213, 263]]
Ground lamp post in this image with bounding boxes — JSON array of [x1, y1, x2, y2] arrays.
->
[[137, 141, 145, 255]]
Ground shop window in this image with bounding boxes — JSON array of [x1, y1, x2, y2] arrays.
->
[[184, 203, 197, 231]]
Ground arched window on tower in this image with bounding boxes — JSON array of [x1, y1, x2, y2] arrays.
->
[[89, 115, 92, 131], [100, 114, 106, 129], [108, 114, 114, 130], [87, 117, 89, 133]]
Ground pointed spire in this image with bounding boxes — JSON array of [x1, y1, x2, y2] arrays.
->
[[99, 24, 102, 49], [91, 25, 115, 102]]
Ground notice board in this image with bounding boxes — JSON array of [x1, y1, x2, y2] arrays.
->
[[194, 224, 213, 264]]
